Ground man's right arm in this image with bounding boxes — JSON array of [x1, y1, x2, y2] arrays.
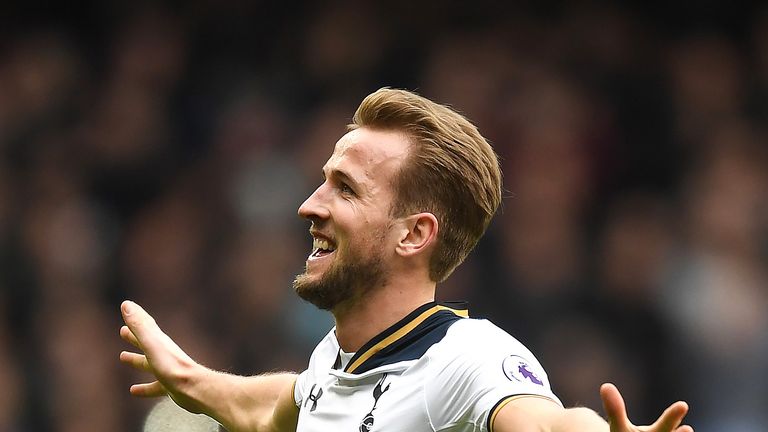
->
[[119, 301, 299, 432]]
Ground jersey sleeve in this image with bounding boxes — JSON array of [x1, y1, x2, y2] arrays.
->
[[293, 327, 339, 408], [293, 369, 310, 407], [424, 320, 562, 431]]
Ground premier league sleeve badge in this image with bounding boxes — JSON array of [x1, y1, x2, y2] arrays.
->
[[502, 355, 544, 386]]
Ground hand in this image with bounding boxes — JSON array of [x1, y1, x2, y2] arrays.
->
[[601, 383, 693, 432], [119, 300, 206, 413]]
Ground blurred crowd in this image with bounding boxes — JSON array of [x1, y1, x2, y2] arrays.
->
[[0, 1, 766, 431]]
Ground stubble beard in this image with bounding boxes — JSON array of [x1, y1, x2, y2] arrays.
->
[[293, 244, 387, 311]]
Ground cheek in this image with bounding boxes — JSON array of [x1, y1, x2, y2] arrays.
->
[[341, 203, 393, 244], [340, 229, 378, 256], [368, 221, 396, 251]]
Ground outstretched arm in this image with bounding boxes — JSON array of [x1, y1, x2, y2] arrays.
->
[[119, 301, 299, 432], [492, 383, 692, 432]]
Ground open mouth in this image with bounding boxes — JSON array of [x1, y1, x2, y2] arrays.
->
[[310, 237, 337, 259]]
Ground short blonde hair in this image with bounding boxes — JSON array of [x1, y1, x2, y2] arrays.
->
[[350, 88, 502, 281]]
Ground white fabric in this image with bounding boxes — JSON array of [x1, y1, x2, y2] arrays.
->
[[338, 349, 355, 371], [294, 318, 561, 432]]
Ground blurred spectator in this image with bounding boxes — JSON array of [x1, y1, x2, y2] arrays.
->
[[660, 122, 768, 432], [0, 302, 23, 431]]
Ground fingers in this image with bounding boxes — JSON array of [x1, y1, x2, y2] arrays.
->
[[650, 401, 689, 431], [120, 300, 169, 357], [600, 383, 631, 431], [120, 301, 165, 398], [602, 383, 694, 432], [120, 351, 152, 372], [121, 301, 158, 341], [121, 351, 164, 396], [120, 326, 140, 349], [130, 380, 167, 398]]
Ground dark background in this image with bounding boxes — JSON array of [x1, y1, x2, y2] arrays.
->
[[0, 1, 766, 431]]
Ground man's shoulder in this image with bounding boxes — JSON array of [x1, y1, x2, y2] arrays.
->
[[441, 317, 521, 349], [424, 317, 539, 373], [426, 317, 558, 396]]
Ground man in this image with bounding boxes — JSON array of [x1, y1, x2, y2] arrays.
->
[[120, 88, 693, 432]]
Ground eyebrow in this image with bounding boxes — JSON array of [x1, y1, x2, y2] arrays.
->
[[324, 167, 362, 190]]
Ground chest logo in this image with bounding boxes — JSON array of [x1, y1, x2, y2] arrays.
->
[[359, 373, 391, 432], [502, 355, 544, 386], [305, 383, 324, 412]]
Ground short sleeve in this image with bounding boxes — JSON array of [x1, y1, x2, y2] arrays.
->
[[293, 369, 309, 407], [424, 320, 561, 431], [294, 327, 338, 409]]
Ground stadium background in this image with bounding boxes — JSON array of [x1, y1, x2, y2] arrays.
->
[[0, 1, 766, 431]]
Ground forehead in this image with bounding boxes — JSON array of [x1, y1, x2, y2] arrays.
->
[[324, 128, 411, 181]]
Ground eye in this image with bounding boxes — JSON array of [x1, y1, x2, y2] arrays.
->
[[340, 183, 355, 196]]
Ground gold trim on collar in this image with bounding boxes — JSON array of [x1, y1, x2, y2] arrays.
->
[[345, 305, 467, 373]]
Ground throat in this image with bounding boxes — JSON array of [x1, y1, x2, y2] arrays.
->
[[334, 288, 436, 352]]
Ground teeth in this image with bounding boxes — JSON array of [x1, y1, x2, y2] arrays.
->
[[312, 237, 336, 252]]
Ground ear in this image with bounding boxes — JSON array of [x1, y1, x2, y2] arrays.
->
[[395, 212, 438, 258]]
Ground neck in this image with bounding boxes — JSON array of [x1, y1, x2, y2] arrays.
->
[[333, 281, 435, 353]]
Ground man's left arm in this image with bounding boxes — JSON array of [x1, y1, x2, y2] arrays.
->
[[492, 383, 693, 432]]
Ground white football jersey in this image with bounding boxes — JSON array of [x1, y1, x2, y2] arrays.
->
[[294, 302, 561, 432]]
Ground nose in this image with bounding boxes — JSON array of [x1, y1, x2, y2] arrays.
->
[[298, 183, 330, 221]]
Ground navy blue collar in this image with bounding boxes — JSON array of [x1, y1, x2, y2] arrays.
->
[[338, 301, 469, 374]]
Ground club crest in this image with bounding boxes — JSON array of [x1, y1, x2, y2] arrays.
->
[[359, 373, 390, 432]]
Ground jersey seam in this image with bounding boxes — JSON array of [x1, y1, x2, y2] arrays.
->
[[433, 419, 481, 432], [292, 373, 301, 407], [423, 355, 438, 432]]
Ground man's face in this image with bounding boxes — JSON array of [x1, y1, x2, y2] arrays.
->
[[293, 127, 410, 311]]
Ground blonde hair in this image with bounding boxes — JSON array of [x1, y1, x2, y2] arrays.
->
[[350, 88, 502, 281]]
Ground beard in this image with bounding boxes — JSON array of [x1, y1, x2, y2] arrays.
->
[[293, 242, 387, 311]]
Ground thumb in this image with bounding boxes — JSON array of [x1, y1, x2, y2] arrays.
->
[[601, 383, 632, 431]]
